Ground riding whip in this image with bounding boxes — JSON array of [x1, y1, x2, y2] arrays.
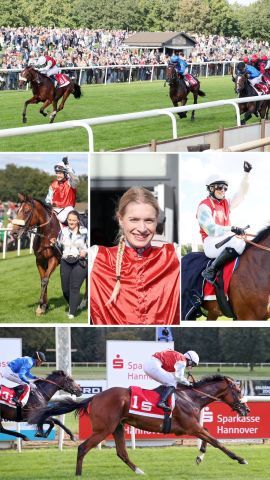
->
[[215, 225, 250, 249]]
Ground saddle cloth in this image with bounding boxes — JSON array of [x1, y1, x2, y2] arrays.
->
[[0, 384, 30, 408], [129, 386, 174, 419], [185, 73, 198, 87], [55, 73, 70, 87], [203, 259, 238, 300]]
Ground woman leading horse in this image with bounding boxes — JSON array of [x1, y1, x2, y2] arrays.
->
[[19, 66, 81, 124], [30, 375, 250, 476]]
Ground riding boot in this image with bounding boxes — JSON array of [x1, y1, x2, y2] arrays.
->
[[157, 386, 175, 412], [13, 385, 26, 406], [202, 247, 239, 285]]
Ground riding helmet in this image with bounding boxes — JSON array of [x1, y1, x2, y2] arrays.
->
[[54, 163, 68, 174], [206, 175, 228, 188], [184, 351, 199, 366], [33, 351, 46, 362], [237, 62, 246, 72], [37, 56, 46, 67]]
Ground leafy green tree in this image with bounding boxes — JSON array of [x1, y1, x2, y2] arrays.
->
[[176, 0, 211, 34]]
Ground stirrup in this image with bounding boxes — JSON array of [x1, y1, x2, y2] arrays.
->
[[157, 401, 171, 412]]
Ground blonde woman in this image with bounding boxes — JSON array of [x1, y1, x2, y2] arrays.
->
[[90, 187, 180, 325]]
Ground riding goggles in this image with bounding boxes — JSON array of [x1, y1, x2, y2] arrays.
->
[[214, 184, 228, 191]]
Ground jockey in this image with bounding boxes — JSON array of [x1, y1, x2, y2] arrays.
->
[[2, 352, 46, 406], [236, 61, 268, 94], [197, 161, 252, 284], [171, 51, 188, 77], [143, 349, 199, 412], [36, 55, 60, 85], [45, 157, 79, 225], [250, 53, 260, 70]]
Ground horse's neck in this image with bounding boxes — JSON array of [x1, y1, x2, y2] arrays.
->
[[36, 380, 59, 401], [192, 382, 225, 408]]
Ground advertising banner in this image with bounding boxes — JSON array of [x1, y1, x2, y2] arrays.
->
[[78, 379, 107, 440], [106, 341, 174, 389], [0, 338, 22, 387]]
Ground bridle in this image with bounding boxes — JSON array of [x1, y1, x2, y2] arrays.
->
[[166, 64, 178, 86], [13, 198, 55, 236], [189, 378, 246, 413], [34, 376, 80, 400]]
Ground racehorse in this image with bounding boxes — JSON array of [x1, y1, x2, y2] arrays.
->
[[204, 226, 270, 320], [234, 73, 270, 125], [30, 375, 249, 476], [0, 370, 82, 441], [165, 63, 206, 121], [12, 193, 61, 315], [19, 66, 81, 124]]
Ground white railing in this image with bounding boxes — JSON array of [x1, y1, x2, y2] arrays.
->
[[0, 61, 237, 90], [0, 228, 34, 259], [1, 94, 270, 152]]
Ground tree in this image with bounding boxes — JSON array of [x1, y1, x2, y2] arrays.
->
[[176, 0, 211, 34], [208, 0, 239, 36]]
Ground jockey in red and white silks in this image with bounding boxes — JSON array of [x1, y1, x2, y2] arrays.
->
[[45, 159, 79, 224], [197, 161, 253, 284], [37, 55, 60, 78]]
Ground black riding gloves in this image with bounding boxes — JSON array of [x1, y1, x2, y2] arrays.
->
[[231, 226, 245, 235], [244, 161, 252, 172], [62, 156, 69, 165]]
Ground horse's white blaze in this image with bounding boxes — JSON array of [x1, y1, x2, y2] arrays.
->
[[19, 75, 27, 82], [12, 219, 25, 226], [135, 468, 145, 475]]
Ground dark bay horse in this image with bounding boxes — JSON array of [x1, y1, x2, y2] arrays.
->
[[204, 226, 270, 320], [165, 63, 206, 121], [234, 73, 270, 125], [30, 375, 249, 476], [0, 370, 81, 441], [12, 193, 61, 315], [19, 66, 81, 124]]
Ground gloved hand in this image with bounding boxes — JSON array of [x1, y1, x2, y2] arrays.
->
[[62, 156, 69, 166], [244, 161, 252, 172], [231, 226, 245, 235]]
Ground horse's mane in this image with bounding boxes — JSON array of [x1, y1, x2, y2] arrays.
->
[[34, 198, 53, 213], [193, 374, 233, 387], [46, 370, 66, 380], [245, 225, 270, 250]]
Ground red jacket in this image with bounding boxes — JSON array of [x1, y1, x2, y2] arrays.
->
[[45, 55, 56, 67], [197, 196, 230, 241], [50, 179, 76, 208], [153, 350, 186, 372]]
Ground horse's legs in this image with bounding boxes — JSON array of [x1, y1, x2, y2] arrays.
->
[[0, 420, 29, 441], [57, 90, 72, 113], [196, 438, 208, 464], [22, 96, 39, 123], [50, 417, 76, 441], [49, 98, 58, 123], [191, 92, 198, 122], [36, 256, 59, 315], [195, 427, 247, 464], [40, 99, 52, 117], [113, 423, 144, 474], [76, 430, 110, 476]]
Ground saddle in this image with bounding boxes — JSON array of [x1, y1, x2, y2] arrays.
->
[[0, 384, 30, 408], [181, 252, 238, 319]]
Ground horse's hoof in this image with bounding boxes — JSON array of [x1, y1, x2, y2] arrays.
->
[[22, 117, 27, 124], [35, 432, 44, 438], [135, 468, 145, 475], [36, 306, 45, 316], [191, 117, 195, 122], [240, 120, 246, 126], [23, 436, 30, 441], [196, 454, 204, 465], [239, 459, 248, 465]]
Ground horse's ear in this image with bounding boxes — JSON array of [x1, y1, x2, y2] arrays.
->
[[18, 192, 26, 202]]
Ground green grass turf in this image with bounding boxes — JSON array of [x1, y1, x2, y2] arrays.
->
[[0, 445, 268, 479], [0, 250, 87, 323], [0, 77, 258, 152]]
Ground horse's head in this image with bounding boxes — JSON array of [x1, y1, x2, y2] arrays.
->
[[19, 66, 39, 87], [234, 73, 248, 94], [165, 63, 178, 84], [12, 193, 35, 238], [47, 370, 82, 397], [220, 377, 250, 417]]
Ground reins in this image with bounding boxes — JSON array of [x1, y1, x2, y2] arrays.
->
[[240, 232, 270, 253]]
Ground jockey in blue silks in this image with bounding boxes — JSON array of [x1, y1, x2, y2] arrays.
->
[[170, 53, 188, 76], [237, 62, 268, 94]]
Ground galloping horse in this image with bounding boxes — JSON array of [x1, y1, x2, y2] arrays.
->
[[204, 226, 270, 320], [12, 193, 61, 315], [0, 370, 81, 441], [19, 66, 81, 124], [165, 63, 206, 121], [31, 375, 249, 476], [234, 73, 270, 125]]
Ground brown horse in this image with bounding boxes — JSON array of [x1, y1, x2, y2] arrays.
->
[[234, 73, 270, 125], [0, 370, 82, 441], [19, 66, 81, 124], [30, 375, 249, 476], [165, 63, 206, 121], [204, 226, 270, 320], [12, 193, 61, 315]]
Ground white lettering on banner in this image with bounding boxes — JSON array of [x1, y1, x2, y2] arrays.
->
[[217, 414, 260, 424], [131, 396, 152, 412], [128, 372, 150, 380], [202, 406, 213, 422], [217, 426, 259, 434]]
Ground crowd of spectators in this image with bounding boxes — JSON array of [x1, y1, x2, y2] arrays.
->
[[1, 27, 270, 88]]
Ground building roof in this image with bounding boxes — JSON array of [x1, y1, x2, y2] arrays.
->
[[123, 32, 196, 49]]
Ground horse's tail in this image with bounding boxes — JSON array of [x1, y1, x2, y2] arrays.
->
[[198, 89, 206, 97], [73, 83, 82, 99], [29, 397, 92, 426]]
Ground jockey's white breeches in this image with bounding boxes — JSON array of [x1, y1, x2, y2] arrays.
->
[[203, 234, 246, 258], [143, 357, 177, 387], [249, 75, 262, 86], [40, 66, 60, 77], [2, 365, 27, 385], [54, 206, 74, 224]]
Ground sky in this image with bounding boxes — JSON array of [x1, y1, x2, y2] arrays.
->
[[0, 153, 88, 175], [228, 0, 257, 5], [180, 152, 270, 247]]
